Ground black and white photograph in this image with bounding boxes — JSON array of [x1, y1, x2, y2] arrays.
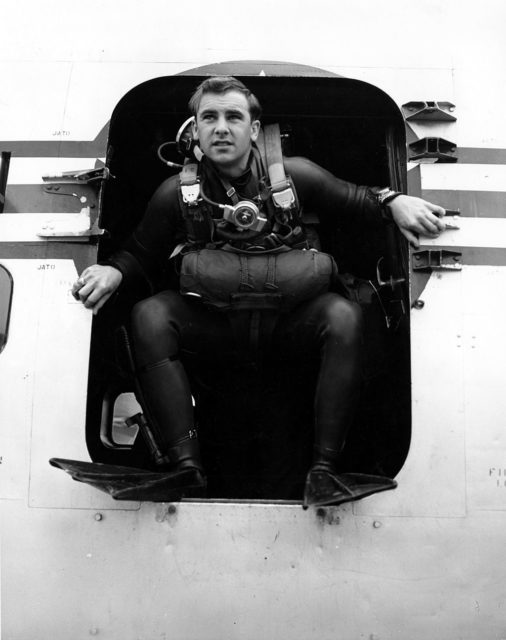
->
[[1, 0, 505, 637]]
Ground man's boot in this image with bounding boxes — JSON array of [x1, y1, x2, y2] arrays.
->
[[152, 428, 207, 499]]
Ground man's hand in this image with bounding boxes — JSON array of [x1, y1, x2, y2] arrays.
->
[[72, 264, 123, 314], [388, 195, 447, 249]]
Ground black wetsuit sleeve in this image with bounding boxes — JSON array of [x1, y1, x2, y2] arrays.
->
[[284, 156, 385, 230], [105, 175, 185, 292]]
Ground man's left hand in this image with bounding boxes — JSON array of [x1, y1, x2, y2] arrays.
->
[[389, 195, 446, 249]]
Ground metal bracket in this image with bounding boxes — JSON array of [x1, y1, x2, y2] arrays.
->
[[412, 250, 463, 272], [37, 206, 105, 240], [408, 137, 457, 163], [42, 166, 111, 185], [402, 101, 457, 122]]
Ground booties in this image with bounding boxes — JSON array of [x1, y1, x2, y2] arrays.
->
[[150, 429, 207, 500]]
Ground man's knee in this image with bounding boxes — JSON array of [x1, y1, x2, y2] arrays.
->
[[321, 295, 363, 344], [130, 292, 180, 352]]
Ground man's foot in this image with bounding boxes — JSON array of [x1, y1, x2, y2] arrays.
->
[[303, 466, 397, 509]]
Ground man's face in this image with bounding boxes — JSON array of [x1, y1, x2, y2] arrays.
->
[[192, 90, 260, 176]]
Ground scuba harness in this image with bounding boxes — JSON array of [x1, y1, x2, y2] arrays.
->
[[178, 123, 308, 253]]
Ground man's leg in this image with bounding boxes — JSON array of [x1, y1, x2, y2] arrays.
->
[[274, 293, 365, 503], [129, 290, 235, 488]]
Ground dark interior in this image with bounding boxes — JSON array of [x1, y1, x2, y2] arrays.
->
[[86, 69, 411, 500]]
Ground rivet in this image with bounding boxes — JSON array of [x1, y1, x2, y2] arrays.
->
[[89, 627, 99, 635], [373, 521, 382, 529], [414, 300, 425, 309], [94, 513, 103, 522], [167, 504, 177, 515]]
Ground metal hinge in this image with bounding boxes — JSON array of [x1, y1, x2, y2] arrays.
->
[[412, 250, 463, 272], [402, 101, 457, 122], [408, 137, 457, 163]]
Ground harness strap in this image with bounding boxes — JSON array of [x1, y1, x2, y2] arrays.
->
[[180, 162, 199, 185], [264, 254, 278, 291], [238, 254, 253, 291], [264, 123, 288, 191]]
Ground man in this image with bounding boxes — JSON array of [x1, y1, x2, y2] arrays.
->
[[72, 76, 446, 507]]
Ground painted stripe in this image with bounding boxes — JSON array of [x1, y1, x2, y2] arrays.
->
[[4, 185, 98, 214], [421, 190, 506, 218], [0, 124, 108, 158], [419, 217, 506, 250], [0, 244, 98, 274], [419, 164, 506, 192], [407, 147, 506, 165], [6, 158, 105, 185], [415, 246, 506, 267], [455, 148, 506, 165], [0, 139, 108, 159]]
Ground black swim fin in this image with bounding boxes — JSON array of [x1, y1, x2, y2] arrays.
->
[[49, 458, 206, 502], [303, 469, 397, 510]]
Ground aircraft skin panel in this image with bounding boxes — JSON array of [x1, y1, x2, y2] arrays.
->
[[419, 164, 506, 194], [356, 268, 466, 518], [0, 212, 95, 242], [462, 267, 506, 512], [0, 258, 138, 510], [3, 498, 506, 640], [419, 190, 506, 219], [0, 260, 39, 500], [420, 218, 506, 249]]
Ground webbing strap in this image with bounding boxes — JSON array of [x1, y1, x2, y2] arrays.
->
[[179, 162, 199, 185], [263, 123, 288, 191]]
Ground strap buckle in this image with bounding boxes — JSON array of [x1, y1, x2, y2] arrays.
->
[[271, 186, 295, 210], [181, 183, 200, 206]]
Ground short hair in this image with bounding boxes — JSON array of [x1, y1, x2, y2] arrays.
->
[[188, 76, 262, 121]]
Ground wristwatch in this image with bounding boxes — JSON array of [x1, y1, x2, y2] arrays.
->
[[376, 187, 403, 207]]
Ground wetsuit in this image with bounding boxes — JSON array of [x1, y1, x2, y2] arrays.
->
[[108, 155, 387, 484]]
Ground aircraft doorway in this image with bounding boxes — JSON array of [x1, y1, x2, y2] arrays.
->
[[86, 66, 411, 500]]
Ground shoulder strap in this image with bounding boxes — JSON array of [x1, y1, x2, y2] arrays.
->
[[178, 160, 214, 245], [262, 124, 296, 211], [179, 161, 200, 206]]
